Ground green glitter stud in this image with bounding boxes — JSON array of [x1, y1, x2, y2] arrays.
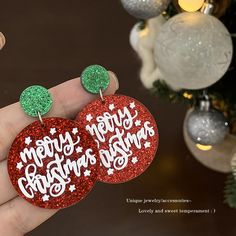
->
[[81, 65, 110, 94], [20, 85, 53, 117]]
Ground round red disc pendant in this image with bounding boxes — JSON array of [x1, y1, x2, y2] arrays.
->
[[76, 95, 159, 183], [8, 118, 99, 209]]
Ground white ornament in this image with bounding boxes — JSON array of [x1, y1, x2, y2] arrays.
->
[[129, 23, 140, 52], [155, 12, 233, 90], [121, 0, 170, 20], [129, 15, 167, 89]]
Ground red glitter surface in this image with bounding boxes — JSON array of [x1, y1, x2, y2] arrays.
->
[[7, 118, 99, 209], [76, 95, 159, 184]]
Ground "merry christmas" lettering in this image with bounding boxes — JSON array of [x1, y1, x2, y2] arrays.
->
[[86, 104, 155, 170], [18, 132, 96, 198], [20, 132, 80, 167]]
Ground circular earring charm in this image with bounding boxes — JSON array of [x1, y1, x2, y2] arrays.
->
[[8, 86, 99, 209], [76, 65, 159, 184]]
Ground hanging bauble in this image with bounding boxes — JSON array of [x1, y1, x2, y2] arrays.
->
[[120, 0, 170, 20], [186, 99, 229, 146], [184, 109, 235, 173], [77, 94, 159, 184], [129, 22, 146, 52], [76, 65, 159, 184], [0, 32, 6, 50], [7, 85, 100, 209], [8, 118, 99, 209], [129, 15, 167, 88], [154, 12, 233, 90]]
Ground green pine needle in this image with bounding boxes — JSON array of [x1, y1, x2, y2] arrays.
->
[[224, 174, 236, 209]]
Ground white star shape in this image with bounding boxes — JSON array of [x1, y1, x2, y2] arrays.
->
[[16, 162, 23, 170], [131, 157, 138, 164], [69, 185, 76, 192], [144, 141, 151, 149], [76, 146, 83, 153], [50, 128, 56, 135], [84, 169, 91, 177], [109, 104, 115, 111], [107, 168, 114, 176], [86, 114, 93, 122], [72, 128, 78, 135], [135, 120, 141, 126], [130, 102, 135, 109], [42, 194, 50, 202], [25, 137, 32, 145]]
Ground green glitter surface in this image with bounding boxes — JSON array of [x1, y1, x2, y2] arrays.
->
[[81, 65, 110, 94], [20, 85, 53, 117]]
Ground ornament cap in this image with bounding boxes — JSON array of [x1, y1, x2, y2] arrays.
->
[[199, 99, 211, 111], [200, 1, 214, 15], [198, 90, 211, 111]]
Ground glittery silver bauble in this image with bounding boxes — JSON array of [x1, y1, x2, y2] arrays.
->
[[184, 110, 235, 173], [186, 102, 229, 145], [120, 0, 170, 19], [154, 12, 233, 90]]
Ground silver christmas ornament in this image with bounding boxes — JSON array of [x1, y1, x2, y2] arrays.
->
[[120, 0, 170, 19], [184, 110, 235, 173], [186, 99, 229, 145], [154, 12, 233, 90]]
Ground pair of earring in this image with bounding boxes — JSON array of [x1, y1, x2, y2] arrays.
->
[[7, 65, 159, 209]]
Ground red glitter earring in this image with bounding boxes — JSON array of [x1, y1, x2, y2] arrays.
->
[[7, 85, 99, 209], [76, 65, 159, 184]]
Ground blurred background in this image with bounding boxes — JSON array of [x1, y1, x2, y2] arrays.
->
[[0, 1, 236, 235]]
